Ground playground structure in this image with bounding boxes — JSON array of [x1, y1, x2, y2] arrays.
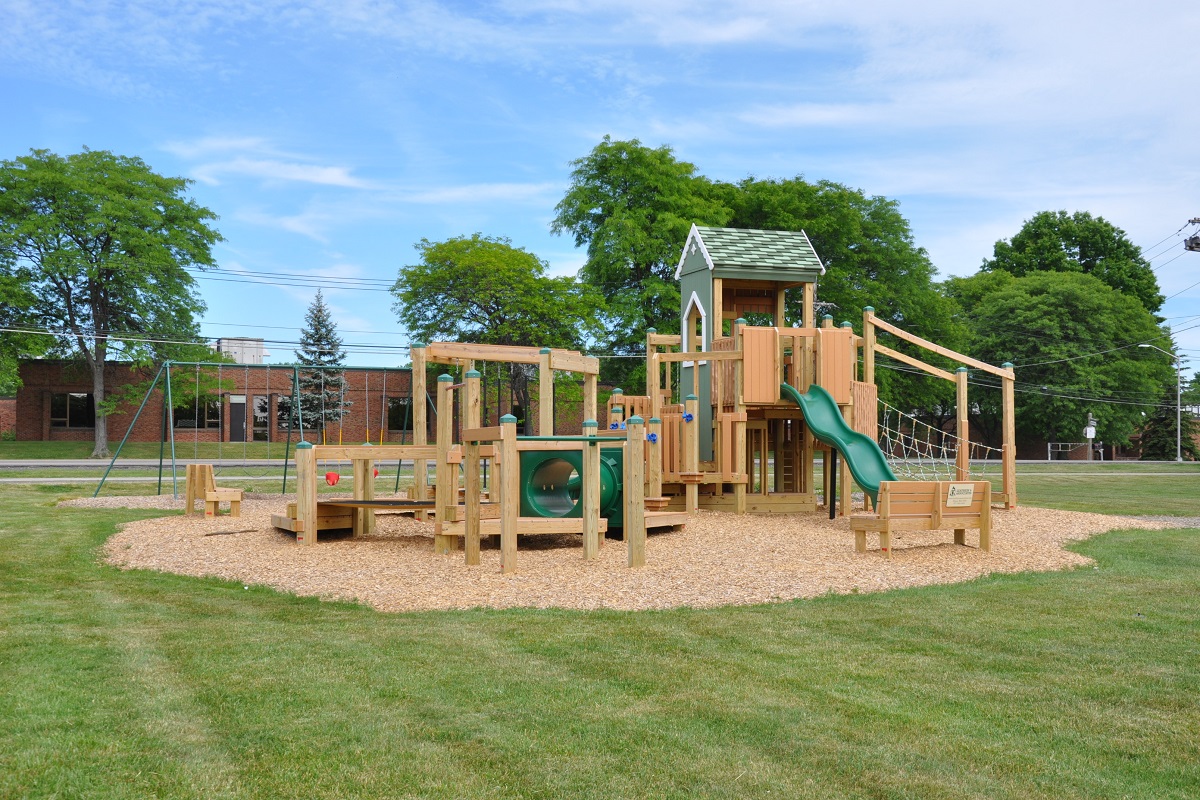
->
[[276, 225, 1016, 567], [102, 225, 1018, 568]]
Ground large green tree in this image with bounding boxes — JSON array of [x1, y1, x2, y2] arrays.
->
[[983, 210, 1163, 314], [0, 269, 46, 394], [551, 136, 730, 386], [292, 289, 349, 439], [0, 148, 221, 456], [718, 176, 966, 415], [1138, 387, 1200, 461], [944, 270, 1171, 447], [392, 234, 602, 432]]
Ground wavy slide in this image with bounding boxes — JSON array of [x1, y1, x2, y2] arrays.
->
[[779, 383, 897, 506]]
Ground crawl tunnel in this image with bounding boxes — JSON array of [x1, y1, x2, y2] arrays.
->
[[518, 446, 626, 529]]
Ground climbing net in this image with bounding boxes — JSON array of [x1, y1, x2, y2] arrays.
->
[[877, 400, 1002, 481]]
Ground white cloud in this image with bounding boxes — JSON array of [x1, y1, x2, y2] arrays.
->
[[400, 182, 559, 205], [193, 158, 372, 188]]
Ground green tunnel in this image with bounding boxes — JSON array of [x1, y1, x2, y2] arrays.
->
[[518, 446, 626, 529]]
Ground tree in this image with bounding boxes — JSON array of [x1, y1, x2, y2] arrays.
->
[[392, 234, 602, 432], [551, 136, 731, 386], [292, 289, 349, 439], [1138, 389, 1200, 461], [718, 176, 966, 415], [0, 148, 221, 456], [0, 270, 47, 394], [983, 210, 1163, 314], [944, 270, 1172, 447]]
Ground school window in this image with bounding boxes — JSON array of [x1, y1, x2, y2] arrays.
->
[[173, 399, 221, 429], [253, 396, 271, 441], [50, 392, 96, 428], [387, 397, 413, 432]]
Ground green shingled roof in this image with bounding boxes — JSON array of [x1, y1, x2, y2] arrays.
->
[[693, 226, 824, 272], [674, 225, 825, 283]]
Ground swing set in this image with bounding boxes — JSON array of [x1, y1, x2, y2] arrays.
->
[[93, 361, 420, 498]]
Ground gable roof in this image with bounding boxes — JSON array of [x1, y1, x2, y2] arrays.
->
[[674, 224, 825, 280]]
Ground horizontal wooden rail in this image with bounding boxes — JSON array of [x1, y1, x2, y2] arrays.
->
[[875, 344, 956, 382]]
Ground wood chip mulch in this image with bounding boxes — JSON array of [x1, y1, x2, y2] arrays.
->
[[72, 494, 1180, 613]]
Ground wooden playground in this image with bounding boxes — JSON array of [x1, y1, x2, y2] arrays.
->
[[255, 225, 1017, 571]]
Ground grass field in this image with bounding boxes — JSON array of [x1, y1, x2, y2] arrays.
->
[[1, 477, 1198, 798]]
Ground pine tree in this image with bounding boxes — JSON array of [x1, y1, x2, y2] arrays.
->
[[1139, 388, 1200, 461], [291, 290, 349, 438]]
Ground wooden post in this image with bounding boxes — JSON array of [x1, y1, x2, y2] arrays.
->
[[733, 318, 747, 515], [538, 347, 553, 436], [584, 373, 598, 428], [411, 343, 429, 505], [1002, 362, 1017, 508], [648, 416, 663, 500], [646, 328, 661, 423], [863, 306, 876, 386], [433, 374, 456, 554], [295, 442, 317, 546], [464, 370, 482, 566], [609, 388, 624, 429], [956, 367, 970, 481], [625, 416, 646, 568], [351, 455, 376, 537], [499, 414, 519, 574], [582, 419, 600, 560], [684, 394, 699, 514]]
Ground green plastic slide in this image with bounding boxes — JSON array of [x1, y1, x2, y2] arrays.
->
[[779, 383, 897, 506]]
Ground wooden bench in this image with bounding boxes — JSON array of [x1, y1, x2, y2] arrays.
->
[[849, 480, 991, 559], [184, 464, 243, 518]]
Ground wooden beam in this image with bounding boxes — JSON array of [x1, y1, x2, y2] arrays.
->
[[657, 349, 744, 363], [625, 416, 646, 568], [868, 312, 1012, 378], [550, 351, 600, 374], [500, 416, 519, 573], [875, 344, 956, 382], [539, 348, 554, 435], [464, 370, 482, 566], [311, 444, 439, 461], [583, 421, 600, 560]]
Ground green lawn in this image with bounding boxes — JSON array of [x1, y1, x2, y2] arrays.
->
[[1, 484, 1198, 799]]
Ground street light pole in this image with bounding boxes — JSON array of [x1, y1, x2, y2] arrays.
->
[[1138, 343, 1182, 462]]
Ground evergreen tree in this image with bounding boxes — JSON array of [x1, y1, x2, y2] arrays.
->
[[1139, 388, 1200, 461], [292, 290, 349, 438]]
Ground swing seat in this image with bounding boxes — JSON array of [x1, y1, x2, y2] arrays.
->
[[185, 464, 243, 518]]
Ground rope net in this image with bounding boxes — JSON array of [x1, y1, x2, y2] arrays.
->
[[877, 400, 1002, 481]]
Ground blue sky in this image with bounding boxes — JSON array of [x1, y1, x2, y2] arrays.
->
[[4, 1, 1198, 380]]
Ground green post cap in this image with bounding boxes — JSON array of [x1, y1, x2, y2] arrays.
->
[[1003, 362, 1014, 369], [500, 414, 517, 423], [822, 313, 833, 321], [735, 317, 747, 326], [611, 387, 623, 395], [840, 321, 852, 328], [649, 417, 661, 424], [685, 394, 698, 401], [465, 370, 480, 379], [539, 347, 551, 354], [411, 342, 426, 348], [647, 327, 657, 334], [583, 419, 598, 428], [864, 306, 874, 312], [627, 415, 644, 425], [956, 367, 968, 373], [296, 441, 313, 449], [438, 374, 453, 382]]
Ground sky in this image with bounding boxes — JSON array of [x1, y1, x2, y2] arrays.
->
[[4, 0, 1199, 381]]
